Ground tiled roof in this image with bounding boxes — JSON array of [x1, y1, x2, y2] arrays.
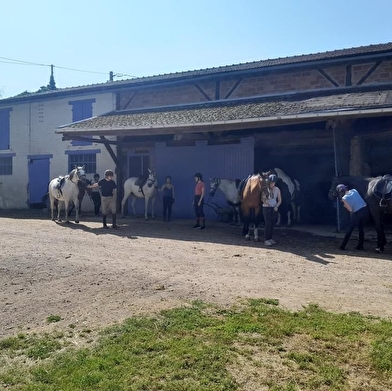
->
[[58, 89, 392, 134], [4, 42, 392, 102]]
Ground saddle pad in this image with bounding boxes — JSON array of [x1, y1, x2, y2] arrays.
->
[[373, 178, 392, 200]]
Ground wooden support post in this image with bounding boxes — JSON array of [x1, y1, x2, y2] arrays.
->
[[349, 136, 363, 176]]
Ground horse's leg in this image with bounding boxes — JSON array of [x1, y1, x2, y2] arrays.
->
[[57, 201, 62, 222], [151, 196, 156, 219], [144, 196, 149, 220], [50, 195, 55, 221], [74, 198, 80, 224], [253, 206, 261, 241], [290, 201, 296, 223], [120, 190, 131, 218], [64, 200, 70, 223], [131, 195, 137, 217], [379, 213, 386, 252], [242, 205, 249, 238], [287, 209, 292, 227], [276, 212, 281, 227]]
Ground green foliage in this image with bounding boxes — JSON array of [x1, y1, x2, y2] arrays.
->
[[46, 315, 62, 324], [1, 300, 392, 390]]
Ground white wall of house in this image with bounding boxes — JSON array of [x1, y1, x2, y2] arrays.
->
[[0, 92, 116, 210]]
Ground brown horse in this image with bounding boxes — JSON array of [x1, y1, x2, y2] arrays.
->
[[241, 174, 269, 241]]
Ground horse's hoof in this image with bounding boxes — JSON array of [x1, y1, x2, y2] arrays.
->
[[75, 220, 79, 224], [375, 248, 381, 253]]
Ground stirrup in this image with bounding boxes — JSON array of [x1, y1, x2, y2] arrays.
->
[[380, 198, 388, 208]]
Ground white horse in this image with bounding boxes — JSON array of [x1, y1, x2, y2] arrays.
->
[[121, 169, 158, 220], [48, 166, 85, 223], [209, 177, 241, 224]]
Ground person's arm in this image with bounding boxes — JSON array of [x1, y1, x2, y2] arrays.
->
[[342, 198, 352, 212], [198, 184, 205, 205], [88, 182, 99, 189], [171, 185, 175, 199]]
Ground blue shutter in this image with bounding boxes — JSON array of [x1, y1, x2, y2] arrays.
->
[[68, 99, 95, 146], [0, 108, 12, 150]]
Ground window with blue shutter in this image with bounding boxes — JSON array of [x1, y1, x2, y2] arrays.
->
[[65, 149, 100, 174], [0, 108, 12, 150], [68, 99, 95, 146]]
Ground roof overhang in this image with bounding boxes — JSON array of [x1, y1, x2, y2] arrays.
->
[[57, 89, 392, 140]]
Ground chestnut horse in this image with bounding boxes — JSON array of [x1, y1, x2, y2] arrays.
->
[[241, 173, 269, 241]]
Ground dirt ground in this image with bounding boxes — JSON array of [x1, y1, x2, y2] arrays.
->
[[1, 210, 392, 339]]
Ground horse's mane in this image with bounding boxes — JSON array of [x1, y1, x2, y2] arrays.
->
[[68, 168, 77, 181]]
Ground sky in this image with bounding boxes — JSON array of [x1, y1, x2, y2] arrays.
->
[[1, 0, 392, 99]]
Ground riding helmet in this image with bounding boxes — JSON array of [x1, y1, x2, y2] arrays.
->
[[268, 174, 277, 183], [104, 170, 114, 177], [194, 172, 203, 180], [336, 184, 348, 193]]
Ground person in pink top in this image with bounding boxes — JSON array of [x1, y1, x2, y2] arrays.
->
[[193, 173, 206, 230]]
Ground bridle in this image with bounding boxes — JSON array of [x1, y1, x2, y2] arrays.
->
[[209, 178, 220, 196], [147, 174, 157, 188]]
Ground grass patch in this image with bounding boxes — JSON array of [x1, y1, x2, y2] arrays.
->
[[46, 315, 62, 324], [1, 299, 392, 390]]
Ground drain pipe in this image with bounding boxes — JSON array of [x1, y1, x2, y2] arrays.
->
[[331, 120, 341, 232]]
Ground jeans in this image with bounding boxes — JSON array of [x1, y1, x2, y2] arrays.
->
[[263, 207, 277, 241], [340, 206, 369, 249]]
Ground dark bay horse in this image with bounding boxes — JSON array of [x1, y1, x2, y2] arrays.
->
[[328, 175, 392, 253], [241, 174, 269, 241]]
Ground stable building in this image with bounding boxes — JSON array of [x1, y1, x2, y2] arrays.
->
[[2, 42, 392, 223]]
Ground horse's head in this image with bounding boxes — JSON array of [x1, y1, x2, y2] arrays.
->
[[259, 173, 270, 199], [328, 176, 342, 200], [147, 169, 158, 188], [209, 177, 220, 197]]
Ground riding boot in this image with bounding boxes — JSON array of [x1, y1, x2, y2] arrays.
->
[[339, 233, 350, 250], [112, 214, 118, 228], [193, 219, 200, 229], [103, 215, 108, 229], [200, 218, 206, 230], [357, 228, 365, 250]]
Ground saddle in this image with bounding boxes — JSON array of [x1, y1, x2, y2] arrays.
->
[[56, 176, 66, 193], [373, 175, 392, 208], [237, 175, 251, 200], [134, 175, 147, 195]]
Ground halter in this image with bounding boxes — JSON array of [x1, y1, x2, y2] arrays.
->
[[209, 178, 220, 196], [147, 173, 157, 188]]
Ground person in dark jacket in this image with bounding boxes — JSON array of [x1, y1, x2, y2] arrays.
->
[[88, 170, 118, 229], [160, 175, 175, 222]]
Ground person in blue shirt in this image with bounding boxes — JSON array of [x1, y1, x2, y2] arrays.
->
[[160, 175, 175, 222], [336, 184, 369, 250]]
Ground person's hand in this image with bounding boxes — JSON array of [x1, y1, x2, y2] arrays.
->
[[274, 206, 278, 211]]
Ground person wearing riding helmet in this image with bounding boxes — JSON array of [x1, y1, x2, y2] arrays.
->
[[88, 170, 118, 229], [193, 172, 206, 230], [262, 174, 282, 246], [335, 184, 369, 250]]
